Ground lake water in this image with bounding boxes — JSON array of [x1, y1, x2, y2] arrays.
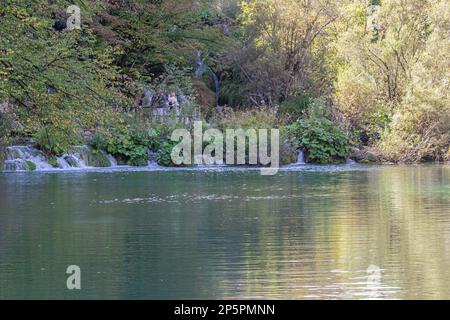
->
[[1, 165, 450, 299]]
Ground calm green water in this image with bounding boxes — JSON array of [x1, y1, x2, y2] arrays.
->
[[0, 165, 450, 299]]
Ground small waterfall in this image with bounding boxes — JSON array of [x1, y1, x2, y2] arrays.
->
[[211, 72, 220, 109], [1, 145, 97, 171], [2, 145, 134, 171], [63, 154, 84, 168], [296, 149, 306, 164], [147, 149, 158, 167], [107, 154, 118, 167], [3, 159, 30, 171], [195, 51, 220, 109], [4, 146, 53, 171], [346, 158, 357, 165], [56, 157, 71, 169], [68, 146, 117, 168], [70, 145, 90, 168]]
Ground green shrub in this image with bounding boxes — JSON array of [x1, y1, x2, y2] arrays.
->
[[287, 115, 351, 164], [33, 127, 74, 157], [279, 95, 310, 120], [90, 132, 109, 152], [106, 135, 148, 167], [157, 141, 179, 167], [146, 128, 161, 151], [92, 127, 162, 167]]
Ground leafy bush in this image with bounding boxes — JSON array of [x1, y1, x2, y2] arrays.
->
[[287, 115, 351, 164], [90, 132, 109, 152], [90, 126, 162, 167], [156, 141, 179, 167], [33, 127, 74, 157], [105, 130, 148, 167], [279, 95, 310, 120]]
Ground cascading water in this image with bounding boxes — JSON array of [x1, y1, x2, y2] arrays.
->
[[1, 145, 119, 171], [147, 149, 158, 167], [195, 51, 220, 110], [107, 154, 118, 167], [57, 146, 89, 168], [3, 159, 30, 171], [4, 146, 53, 171], [56, 157, 71, 169], [63, 154, 85, 168], [296, 149, 306, 165]]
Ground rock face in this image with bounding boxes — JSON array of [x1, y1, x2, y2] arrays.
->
[[349, 147, 381, 163]]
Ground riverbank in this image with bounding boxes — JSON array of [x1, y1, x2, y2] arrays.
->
[[1, 143, 448, 173], [2, 1, 449, 176]]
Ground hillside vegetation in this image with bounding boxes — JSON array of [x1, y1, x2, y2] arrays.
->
[[1, 0, 449, 165]]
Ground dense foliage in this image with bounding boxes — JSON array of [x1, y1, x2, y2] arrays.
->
[[333, 0, 450, 162], [286, 100, 350, 163], [1, 0, 448, 165]]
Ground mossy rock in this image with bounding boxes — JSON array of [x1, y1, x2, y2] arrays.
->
[[87, 149, 111, 167], [48, 157, 58, 167], [25, 161, 37, 171]]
